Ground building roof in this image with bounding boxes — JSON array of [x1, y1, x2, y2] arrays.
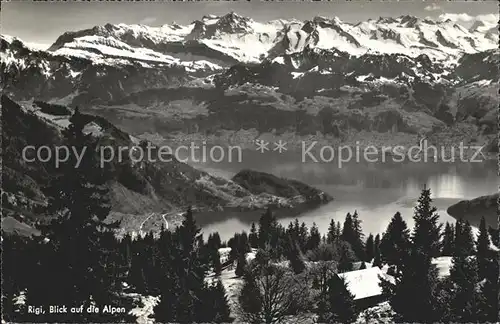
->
[[337, 266, 395, 300]]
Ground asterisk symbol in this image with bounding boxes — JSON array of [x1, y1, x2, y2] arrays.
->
[[255, 140, 269, 153], [273, 140, 288, 153]]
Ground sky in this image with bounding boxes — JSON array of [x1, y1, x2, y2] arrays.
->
[[2, 1, 498, 49]]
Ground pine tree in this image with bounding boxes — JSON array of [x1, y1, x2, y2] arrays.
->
[[208, 279, 232, 323], [365, 233, 375, 262], [476, 218, 499, 322], [337, 241, 355, 273], [327, 219, 337, 243], [448, 251, 480, 321], [380, 187, 442, 323], [307, 222, 321, 251], [211, 249, 223, 276], [476, 216, 490, 280], [298, 222, 309, 251], [341, 212, 365, 260], [379, 212, 411, 270], [155, 207, 208, 323], [32, 108, 120, 321], [373, 234, 382, 267], [312, 261, 337, 321], [258, 207, 278, 249], [454, 219, 475, 256], [477, 250, 499, 322], [441, 222, 455, 256], [207, 232, 222, 251], [286, 240, 306, 274], [352, 211, 365, 259], [336, 221, 342, 239], [412, 187, 442, 258], [238, 271, 262, 319], [249, 222, 259, 248], [235, 252, 247, 277], [326, 275, 358, 323]]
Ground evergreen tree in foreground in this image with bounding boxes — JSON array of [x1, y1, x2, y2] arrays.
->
[[441, 221, 455, 256], [448, 248, 480, 322], [476, 217, 499, 322], [286, 240, 306, 274], [26, 108, 122, 322], [454, 218, 475, 256], [235, 252, 248, 277], [373, 234, 382, 268], [207, 279, 232, 323], [365, 233, 375, 262], [326, 275, 358, 323], [337, 241, 356, 273], [307, 222, 321, 251], [342, 212, 365, 261], [380, 187, 442, 323], [154, 207, 210, 323], [327, 219, 338, 243], [249, 222, 259, 248], [379, 212, 411, 271], [476, 216, 491, 279]]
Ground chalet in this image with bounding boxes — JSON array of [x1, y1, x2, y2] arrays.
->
[[336, 266, 395, 310]]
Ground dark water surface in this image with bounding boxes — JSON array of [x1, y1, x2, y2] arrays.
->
[[181, 147, 498, 241]]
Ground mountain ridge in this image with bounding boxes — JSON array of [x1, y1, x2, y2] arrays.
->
[[1, 13, 498, 158], [1, 95, 332, 236]]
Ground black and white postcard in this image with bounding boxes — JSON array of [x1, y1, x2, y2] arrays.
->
[[1, 1, 499, 323]]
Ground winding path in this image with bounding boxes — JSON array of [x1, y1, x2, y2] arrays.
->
[[138, 212, 172, 235]]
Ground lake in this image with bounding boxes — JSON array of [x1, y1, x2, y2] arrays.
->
[[181, 146, 498, 241]]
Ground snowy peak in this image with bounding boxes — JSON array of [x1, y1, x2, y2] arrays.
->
[[187, 12, 254, 40]]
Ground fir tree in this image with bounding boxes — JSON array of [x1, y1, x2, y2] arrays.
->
[[373, 234, 382, 268], [476, 216, 490, 279], [337, 241, 356, 273], [208, 280, 232, 323], [441, 221, 455, 256], [380, 187, 442, 323], [327, 219, 338, 243], [454, 219, 475, 256], [235, 252, 247, 277], [286, 240, 306, 274], [307, 222, 321, 251], [380, 212, 411, 270], [448, 251, 480, 322], [207, 232, 222, 251], [326, 275, 358, 323], [365, 233, 375, 262], [476, 218, 499, 322], [258, 207, 278, 249], [155, 207, 208, 323], [341, 212, 365, 260], [412, 187, 442, 258], [238, 271, 262, 319], [249, 222, 259, 248], [477, 250, 499, 322], [211, 249, 223, 276], [31, 108, 120, 321], [298, 221, 309, 251]]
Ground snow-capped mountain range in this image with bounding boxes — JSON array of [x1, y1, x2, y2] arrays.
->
[[1, 12, 498, 149], [3, 12, 498, 68]]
